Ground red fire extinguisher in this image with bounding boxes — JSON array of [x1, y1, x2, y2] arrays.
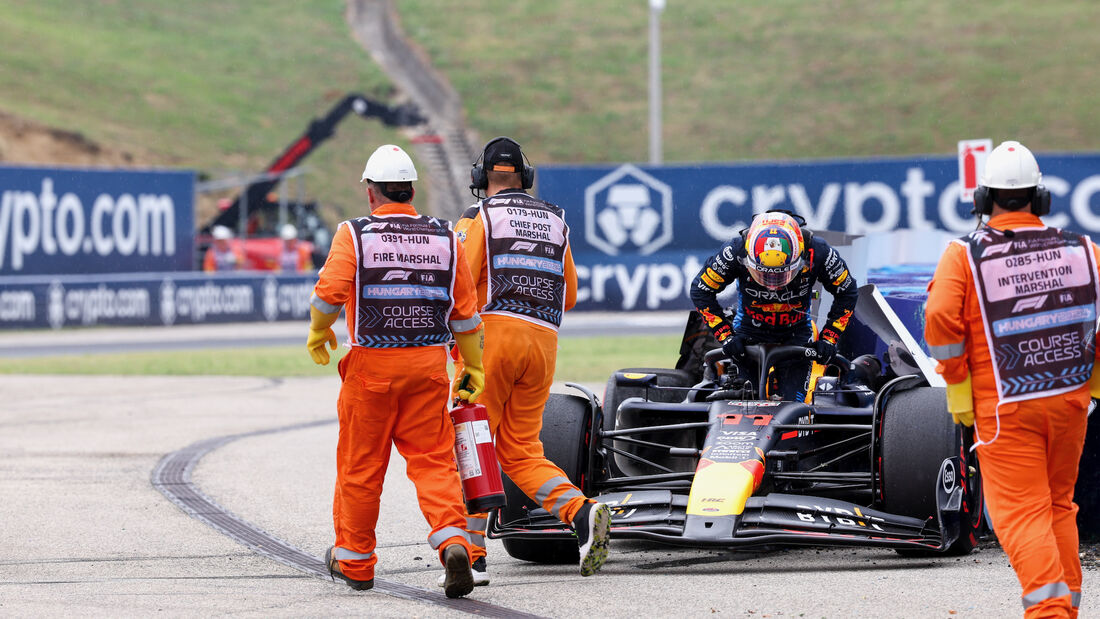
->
[[450, 397, 506, 513]]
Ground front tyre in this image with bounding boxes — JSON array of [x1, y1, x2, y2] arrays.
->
[[880, 383, 983, 556]]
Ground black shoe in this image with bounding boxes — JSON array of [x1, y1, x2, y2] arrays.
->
[[325, 546, 374, 591], [442, 544, 474, 598], [572, 501, 611, 576]]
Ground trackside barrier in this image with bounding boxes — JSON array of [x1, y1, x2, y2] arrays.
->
[[0, 272, 316, 330], [0, 166, 195, 275], [538, 153, 1100, 312]]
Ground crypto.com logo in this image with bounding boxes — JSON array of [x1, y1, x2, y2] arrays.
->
[[584, 164, 672, 256]]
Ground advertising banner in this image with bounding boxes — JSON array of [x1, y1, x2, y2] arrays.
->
[[0, 272, 315, 330], [0, 166, 195, 275], [539, 154, 1100, 311]]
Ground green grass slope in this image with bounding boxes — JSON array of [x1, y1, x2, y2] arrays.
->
[[0, 0, 399, 221], [400, 0, 1100, 164], [1, 1, 1098, 223]]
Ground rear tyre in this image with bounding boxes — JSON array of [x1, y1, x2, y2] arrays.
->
[[499, 393, 591, 564], [880, 384, 982, 556]]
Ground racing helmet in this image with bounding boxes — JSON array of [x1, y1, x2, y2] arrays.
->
[[360, 144, 418, 182], [980, 141, 1041, 189], [743, 213, 805, 289]]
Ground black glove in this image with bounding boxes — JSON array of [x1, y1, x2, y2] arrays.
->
[[813, 331, 838, 364], [722, 334, 747, 360]]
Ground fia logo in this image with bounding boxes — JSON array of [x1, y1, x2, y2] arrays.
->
[[584, 164, 672, 256]]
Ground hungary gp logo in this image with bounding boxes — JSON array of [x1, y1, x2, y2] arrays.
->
[[584, 164, 673, 256]]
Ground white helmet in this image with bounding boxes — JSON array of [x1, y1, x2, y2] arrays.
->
[[212, 225, 233, 241], [980, 140, 1042, 189], [360, 144, 418, 182], [279, 223, 297, 241]]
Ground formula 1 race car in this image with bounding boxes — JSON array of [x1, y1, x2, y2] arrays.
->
[[487, 284, 985, 562]]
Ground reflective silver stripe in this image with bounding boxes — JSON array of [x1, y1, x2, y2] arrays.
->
[[450, 314, 482, 334], [310, 293, 340, 314], [466, 516, 488, 531], [1071, 591, 1081, 607], [535, 476, 572, 505], [428, 526, 470, 549], [550, 489, 585, 521], [334, 547, 373, 561], [469, 535, 486, 548], [929, 341, 965, 361], [1022, 581, 1071, 608]]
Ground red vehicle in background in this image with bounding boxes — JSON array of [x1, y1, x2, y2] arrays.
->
[[196, 93, 426, 271]]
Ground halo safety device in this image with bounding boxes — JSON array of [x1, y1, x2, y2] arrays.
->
[[360, 144, 418, 183], [470, 136, 535, 191], [742, 212, 806, 289], [972, 140, 1051, 216]]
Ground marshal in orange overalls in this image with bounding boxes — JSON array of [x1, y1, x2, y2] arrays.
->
[[452, 192, 587, 559], [312, 202, 479, 582], [926, 210, 1099, 618]]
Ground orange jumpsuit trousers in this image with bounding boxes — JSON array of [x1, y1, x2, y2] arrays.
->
[[457, 315, 588, 561], [975, 394, 1089, 619], [332, 346, 473, 581]]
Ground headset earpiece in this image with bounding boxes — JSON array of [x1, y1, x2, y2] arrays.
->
[[1032, 185, 1051, 216], [520, 155, 535, 189], [973, 185, 993, 216]]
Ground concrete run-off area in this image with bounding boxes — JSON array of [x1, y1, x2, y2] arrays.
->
[[1, 372, 1096, 617]]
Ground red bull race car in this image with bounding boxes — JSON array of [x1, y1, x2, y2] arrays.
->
[[487, 284, 985, 562]]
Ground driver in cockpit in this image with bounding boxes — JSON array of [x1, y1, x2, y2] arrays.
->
[[689, 211, 859, 401]]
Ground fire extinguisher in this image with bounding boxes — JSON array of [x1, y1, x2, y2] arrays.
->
[[450, 389, 505, 513]]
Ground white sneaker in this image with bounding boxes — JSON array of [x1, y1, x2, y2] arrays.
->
[[437, 556, 489, 587]]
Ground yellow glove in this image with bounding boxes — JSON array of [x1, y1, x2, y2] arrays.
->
[[1089, 360, 1100, 399], [452, 328, 485, 402], [307, 305, 339, 366], [946, 373, 975, 427]]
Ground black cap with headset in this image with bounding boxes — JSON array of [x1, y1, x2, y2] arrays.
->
[[470, 136, 535, 198]]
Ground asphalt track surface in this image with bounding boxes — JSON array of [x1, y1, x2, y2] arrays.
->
[[2, 322, 1098, 616]]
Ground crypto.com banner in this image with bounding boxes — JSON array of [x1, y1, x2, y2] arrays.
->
[[538, 154, 1100, 311], [0, 165, 195, 275], [0, 272, 315, 330]]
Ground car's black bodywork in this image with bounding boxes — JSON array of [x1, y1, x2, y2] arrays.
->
[[488, 284, 985, 562]]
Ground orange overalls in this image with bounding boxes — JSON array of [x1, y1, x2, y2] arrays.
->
[[453, 193, 584, 559], [925, 211, 1098, 618], [277, 242, 313, 272], [312, 202, 478, 582], [203, 242, 245, 272]]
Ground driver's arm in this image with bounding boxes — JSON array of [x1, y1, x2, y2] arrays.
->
[[689, 240, 741, 344], [816, 242, 858, 345]]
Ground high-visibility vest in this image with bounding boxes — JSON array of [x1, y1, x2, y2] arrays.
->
[[346, 213, 457, 348], [962, 225, 1100, 402], [480, 192, 569, 330]]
